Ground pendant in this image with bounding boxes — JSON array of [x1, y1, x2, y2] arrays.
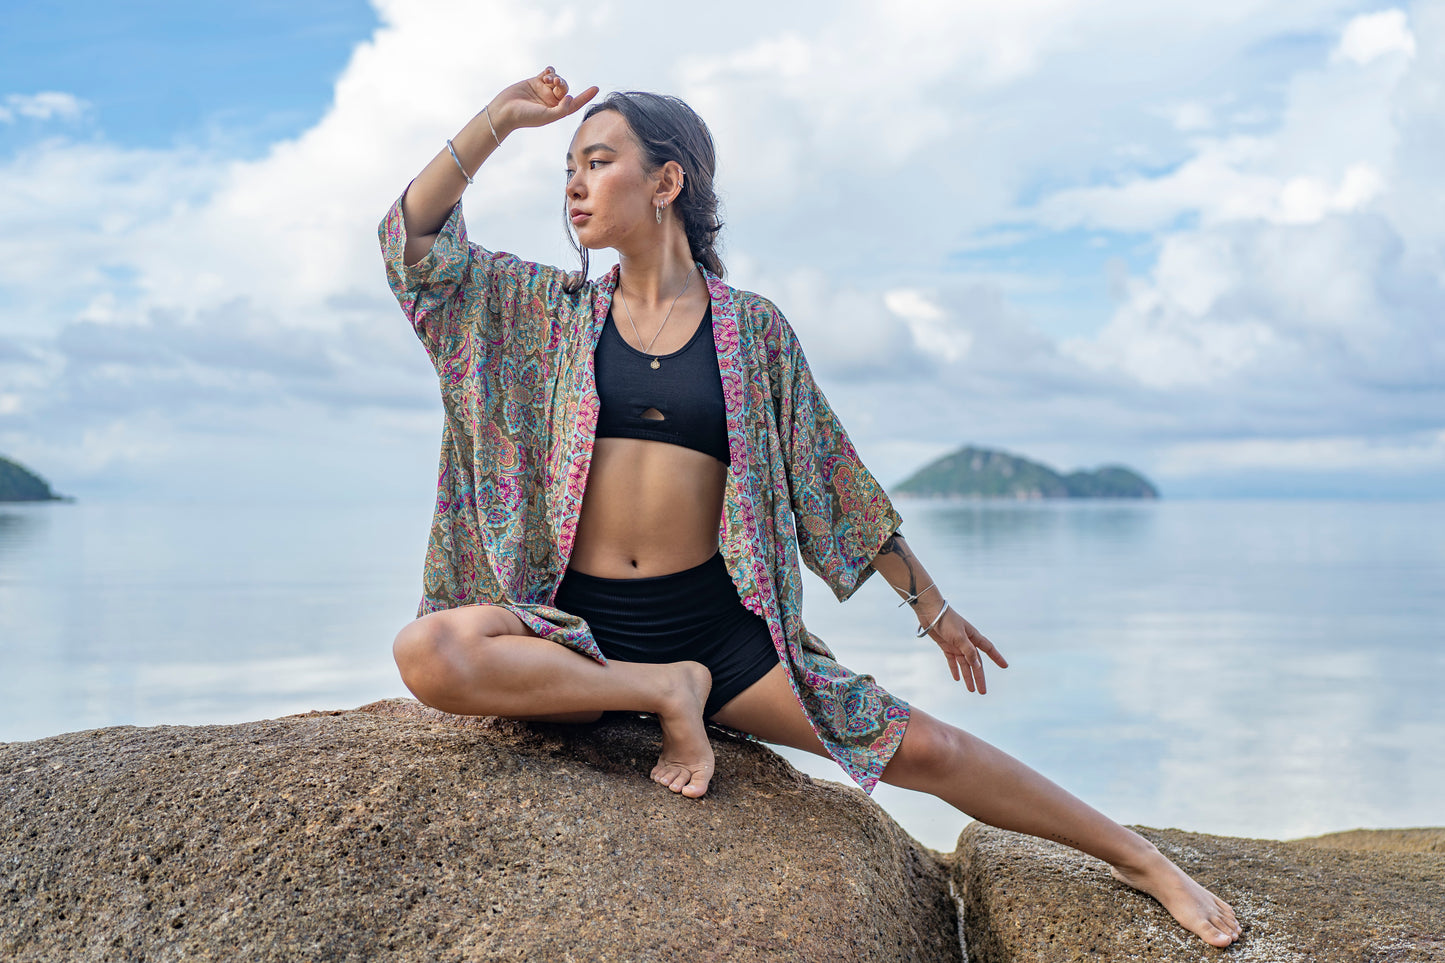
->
[[650, 358, 661, 370]]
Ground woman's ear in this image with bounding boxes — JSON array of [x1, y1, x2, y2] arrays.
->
[[654, 160, 685, 209]]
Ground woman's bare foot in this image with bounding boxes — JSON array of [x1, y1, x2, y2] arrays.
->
[[1110, 845, 1242, 947], [648, 661, 714, 798]]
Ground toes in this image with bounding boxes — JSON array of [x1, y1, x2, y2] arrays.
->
[[1201, 912, 1239, 946], [1213, 898, 1242, 936], [681, 768, 711, 798], [649, 761, 710, 797], [651, 763, 692, 794]]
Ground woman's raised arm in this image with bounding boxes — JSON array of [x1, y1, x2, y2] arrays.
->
[[399, 67, 598, 266]]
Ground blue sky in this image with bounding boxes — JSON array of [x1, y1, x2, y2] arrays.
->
[[1, 0, 1441, 500], [0, 2, 378, 155]]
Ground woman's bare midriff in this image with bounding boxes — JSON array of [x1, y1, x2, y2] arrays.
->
[[568, 437, 727, 578]]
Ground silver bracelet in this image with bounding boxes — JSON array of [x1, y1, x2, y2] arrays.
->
[[916, 600, 950, 638], [480, 104, 502, 148], [894, 581, 937, 607], [445, 139, 473, 185]]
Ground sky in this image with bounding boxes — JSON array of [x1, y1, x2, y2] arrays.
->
[[1, 0, 1442, 501]]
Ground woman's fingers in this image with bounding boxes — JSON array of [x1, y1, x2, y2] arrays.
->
[[501, 68, 598, 131], [536, 67, 596, 109], [536, 66, 597, 119], [925, 609, 1004, 693], [965, 619, 1009, 668], [555, 85, 600, 118]]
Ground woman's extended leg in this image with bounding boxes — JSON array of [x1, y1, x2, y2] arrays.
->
[[392, 605, 717, 797], [710, 664, 1242, 948]]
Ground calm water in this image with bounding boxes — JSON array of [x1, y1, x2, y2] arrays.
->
[[2, 497, 1441, 852]]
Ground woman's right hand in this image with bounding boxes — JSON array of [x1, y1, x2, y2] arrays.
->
[[491, 67, 599, 135]]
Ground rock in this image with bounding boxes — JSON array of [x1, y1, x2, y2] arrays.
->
[[1294, 827, 1445, 855], [950, 822, 1445, 962], [1, 699, 961, 963]]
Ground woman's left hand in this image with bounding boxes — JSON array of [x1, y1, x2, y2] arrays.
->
[[921, 607, 1008, 694]]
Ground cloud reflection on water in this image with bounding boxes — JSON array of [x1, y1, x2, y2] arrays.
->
[[783, 499, 1445, 851], [2, 497, 1440, 853]]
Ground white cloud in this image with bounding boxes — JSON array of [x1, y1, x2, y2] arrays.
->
[[1, 0, 1442, 497], [1041, 0, 1444, 441], [1166, 101, 1217, 133], [884, 289, 974, 364], [1333, 8, 1417, 64], [0, 92, 89, 124], [1275, 162, 1386, 223], [1155, 431, 1445, 476]]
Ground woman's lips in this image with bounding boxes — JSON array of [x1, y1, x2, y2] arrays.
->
[[570, 211, 590, 225]]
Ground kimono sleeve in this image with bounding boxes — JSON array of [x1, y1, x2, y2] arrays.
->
[[770, 312, 904, 603], [377, 180, 571, 363]]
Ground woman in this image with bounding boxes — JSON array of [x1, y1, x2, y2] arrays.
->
[[381, 67, 1242, 949]]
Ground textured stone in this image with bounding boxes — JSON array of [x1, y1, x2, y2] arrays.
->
[[950, 822, 1445, 962], [1295, 827, 1445, 855], [1, 699, 960, 963]]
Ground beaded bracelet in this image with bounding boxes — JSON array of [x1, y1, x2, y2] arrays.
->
[[916, 601, 951, 638]]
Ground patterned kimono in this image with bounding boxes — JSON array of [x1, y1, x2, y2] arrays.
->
[[379, 184, 910, 792]]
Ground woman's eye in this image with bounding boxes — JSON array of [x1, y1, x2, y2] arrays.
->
[[564, 169, 574, 179], [589, 159, 605, 169]]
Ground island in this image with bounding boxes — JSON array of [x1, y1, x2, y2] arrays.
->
[[894, 445, 1158, 500], [0, 454, 64, 502]]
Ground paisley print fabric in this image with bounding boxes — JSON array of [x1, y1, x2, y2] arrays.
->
[[379, 181, 910, 792]]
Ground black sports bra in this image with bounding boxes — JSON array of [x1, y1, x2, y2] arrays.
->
[[593, 303, 731, 465]]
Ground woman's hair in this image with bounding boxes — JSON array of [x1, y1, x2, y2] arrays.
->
[[564, 91, 725, 291]]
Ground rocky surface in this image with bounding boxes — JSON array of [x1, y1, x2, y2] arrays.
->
[[7, 700, 1442, 962], [0, 699, 960, 963], [1296, 826, 1445, 855], [951, 822, 1445, 962]]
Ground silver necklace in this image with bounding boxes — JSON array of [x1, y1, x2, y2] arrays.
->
[[617, 266, 696, 370]]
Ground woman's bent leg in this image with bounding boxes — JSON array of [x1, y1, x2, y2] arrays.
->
[[392, 604, 715, 797], [710, 665, 1241, 948]]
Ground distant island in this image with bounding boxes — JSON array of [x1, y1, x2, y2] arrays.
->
[[0, 455, 65, 502], [895, 445, 1159, 500]]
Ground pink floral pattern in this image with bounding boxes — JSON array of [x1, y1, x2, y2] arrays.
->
[[379, 184, 909, 792]]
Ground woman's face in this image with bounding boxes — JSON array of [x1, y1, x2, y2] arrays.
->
[[565, 110, 661, 253]]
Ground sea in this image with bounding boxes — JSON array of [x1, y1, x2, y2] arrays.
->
[[2, 495, 1441, 853]]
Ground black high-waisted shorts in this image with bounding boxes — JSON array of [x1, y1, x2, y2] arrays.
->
[[553, 551, 780, 719]]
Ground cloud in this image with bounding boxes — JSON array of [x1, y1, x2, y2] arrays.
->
[[1333, 8, 1418, 64], [1155, 431, 1445, 476], [884, 290, 974, 365], [1001, 4, 1445, 487], [2, 0, 1442, 498], [0, 92, 89, 124]]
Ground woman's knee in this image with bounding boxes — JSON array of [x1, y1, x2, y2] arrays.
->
[[391, 605, 518, 703], [881, 711, 970, 790]]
